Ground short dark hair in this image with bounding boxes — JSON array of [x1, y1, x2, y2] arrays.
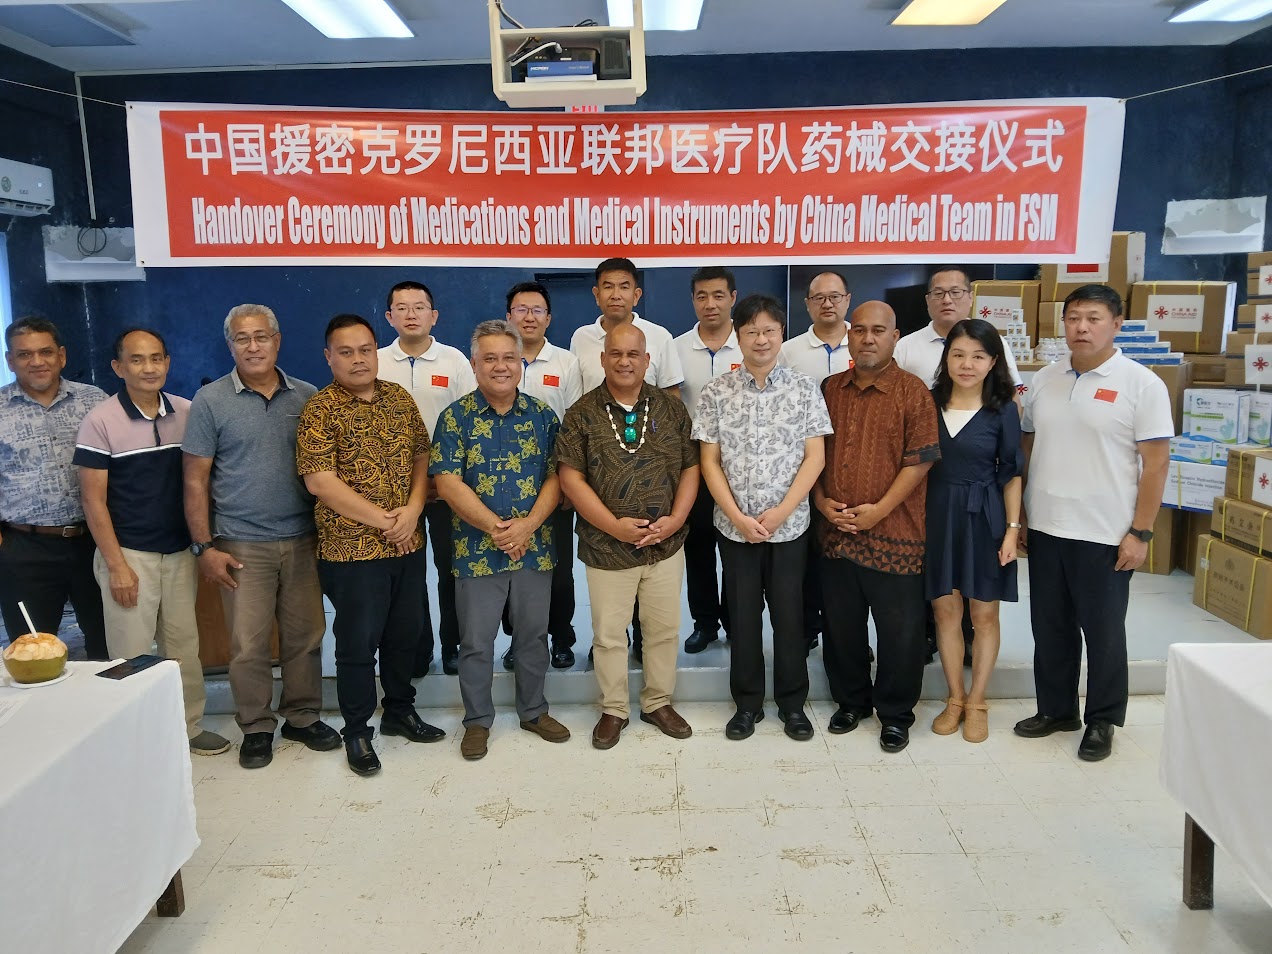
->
[[691, 266, 736, 295], [325, 313, 376, 346], [112, 328, 168, 361], [927, 266, 972, 291], [806, 270, 849, 296], [1063, 283, 1122, 318], [931, 318, 1017, 412], [386, 281, 434, 313], [733, 293, 786, 335], [505, 281, 552, 314], [5, 316, 62, 349], [595, 258, 638, 284]]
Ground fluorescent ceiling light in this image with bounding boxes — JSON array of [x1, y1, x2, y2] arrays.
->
[[279, 0, 412, 38], [607, 0, 704, 31], [1169, 0, 1272, 22], [892, 0, 1010, 26]]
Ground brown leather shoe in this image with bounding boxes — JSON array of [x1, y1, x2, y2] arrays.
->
[[520, 713, 571, 743], [591, 713, 628, 750], [460, 725, 490, 761], [640, 704, 693, 739]]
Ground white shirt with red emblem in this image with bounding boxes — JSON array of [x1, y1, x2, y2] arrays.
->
[[377, 337, 476, 441], [518, 340, 583, 421]]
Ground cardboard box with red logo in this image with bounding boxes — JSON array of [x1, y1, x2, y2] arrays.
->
[[1192, 534, 1272, 639], [1246, 252, 1272, 298], [969, 280, 1040, 339], [1128, 281, 1236, 355], [1039, 231, 1146, 302], [1224, 445, 1272, 512], [1237, 299, 1272, 332], [1224, 331, 1272, 386]]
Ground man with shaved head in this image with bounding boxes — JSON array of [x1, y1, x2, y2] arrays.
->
[[814, 301, 940, 753], [556, 323, 699, 750]]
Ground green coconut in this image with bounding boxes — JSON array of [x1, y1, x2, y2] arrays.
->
[[3, 634, 67, 684]]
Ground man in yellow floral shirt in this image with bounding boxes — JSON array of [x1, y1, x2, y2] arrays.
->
[[297, 314, 443, 777], [431, 320, 570, 761]]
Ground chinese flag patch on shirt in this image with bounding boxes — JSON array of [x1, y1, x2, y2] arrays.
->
[[431, 375, 448, 387], [730, 363, 742, 371], [543, 374, 560, 387], [1094, 388, 1118, 403]]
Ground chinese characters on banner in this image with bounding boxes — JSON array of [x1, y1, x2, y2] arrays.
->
[[125, 99, 1125, 267]]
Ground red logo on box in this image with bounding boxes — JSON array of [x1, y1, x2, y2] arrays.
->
[[543, 374, 560, 387], [1094, 388, 1118, 403], [431, 375, 448, 387]]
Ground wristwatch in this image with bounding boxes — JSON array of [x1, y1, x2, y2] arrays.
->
[[1127, 527, 1154, 543], [190, 541, 215, 557]]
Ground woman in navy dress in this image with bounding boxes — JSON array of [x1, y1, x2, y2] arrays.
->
[[926, 319, 1023, 743]]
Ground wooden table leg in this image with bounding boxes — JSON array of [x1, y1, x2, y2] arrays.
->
[[156, 870, 185, 917], [1183, 814, 1214, 910]]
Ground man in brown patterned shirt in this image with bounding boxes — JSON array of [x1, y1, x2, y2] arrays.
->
[[556, 323, 700, 749], [297, 314, 444, 777], [814, 301, 940, 754]]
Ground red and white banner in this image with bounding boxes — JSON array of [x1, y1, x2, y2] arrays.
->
[[126, 99, 1124, 268]]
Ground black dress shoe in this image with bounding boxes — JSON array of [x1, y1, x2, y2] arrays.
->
[[780, 709, 815, 741], [1078, 721, 1115, 762], [502, 646, 515, 671], [380, 710, 446, 743], [551, 644, 575, 669], [684, 628, 719, 654], [239, 731, 274, 769], [281, 719, 342, 752], [879, 724, 910, 753], [441, 648, 459, 676], [345, 736, 381, 776], [1013, 713, 1083, 738], [725, 709, 763, 740], [827, 708, 864, 734]]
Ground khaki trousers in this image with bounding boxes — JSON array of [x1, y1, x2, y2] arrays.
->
[[585, 549, 683, 719], [217, 536, 326, 735], [94, 547, 205, 739]]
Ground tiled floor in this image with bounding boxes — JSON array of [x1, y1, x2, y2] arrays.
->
[[118, 693, 1271, 954]]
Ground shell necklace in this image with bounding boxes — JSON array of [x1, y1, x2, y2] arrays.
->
[[607, 398, 650, 454]]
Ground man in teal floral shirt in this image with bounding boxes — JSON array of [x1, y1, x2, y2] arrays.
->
[[431, 319, 570, 760]]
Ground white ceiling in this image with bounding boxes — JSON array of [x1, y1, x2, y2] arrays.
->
[[0, 0, 1266, 74]]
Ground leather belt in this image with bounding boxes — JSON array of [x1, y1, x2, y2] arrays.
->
[[1, 521, 89, 538]]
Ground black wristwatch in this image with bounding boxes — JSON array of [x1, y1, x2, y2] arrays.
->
[[190, 541, 215, 556], [1127, 527, 1154, 543]]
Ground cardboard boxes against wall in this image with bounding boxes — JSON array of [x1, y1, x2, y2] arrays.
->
[[1039, 231, 1146, 302], [1163, 459, 1229, 512], [1152, 362, 1192, 435], [1236, 301, 1272, 333], [1210, 495, 1272, 560], [1224, 445, 1272, 511], [1224, 331, 1272, 387], [1190, 354, 1228, 384], [970, 280, 1040, 339], [1143, 507, 1177, 575], [1128, 282, 1236, 355], [1192, 534, 1272, 639], [1174, 511, 1213, 573], [1246, 251, 1272, 298]]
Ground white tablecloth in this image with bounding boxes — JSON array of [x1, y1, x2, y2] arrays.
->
[[0, 660, 199, 954], [1161, 642, 1272, 908]]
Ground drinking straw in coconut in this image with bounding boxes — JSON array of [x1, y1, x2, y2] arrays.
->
[[17, 601, 37, 637]]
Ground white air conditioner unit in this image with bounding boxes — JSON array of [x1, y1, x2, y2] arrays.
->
[[0, 158, 54, 217]]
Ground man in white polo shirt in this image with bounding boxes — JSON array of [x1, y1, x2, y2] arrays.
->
[[674, 265, 740, 654], [505, 280, 583, 671], [1014, 284, 1171, 762], [570, 257, 684, 397], [778, 270, 852, 656], [377, 280, 476, 677]]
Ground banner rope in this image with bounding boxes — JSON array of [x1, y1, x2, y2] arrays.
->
[[1123, 63, 1272, 102], [0, 75, 123, 108]]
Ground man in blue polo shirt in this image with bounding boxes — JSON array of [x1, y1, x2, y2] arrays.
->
[[76, 328, 228, 757]]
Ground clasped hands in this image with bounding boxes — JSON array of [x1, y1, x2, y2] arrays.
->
[[818, 496, 883, 534]]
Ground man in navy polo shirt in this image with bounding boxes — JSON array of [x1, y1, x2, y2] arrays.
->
[[76, 328, 228, 757]]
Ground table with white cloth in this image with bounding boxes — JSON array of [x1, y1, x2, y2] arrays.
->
[[1161, 642, 1272, 911], [0, 660, 199, 954]]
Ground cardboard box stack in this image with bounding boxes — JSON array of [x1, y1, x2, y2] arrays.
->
[[1038, 231, 1145, 339], [1224, 331, 1272, 388], [1192, 445, 1272, 639], [1164, 388, 1263, 515], [1127, 281, 1236, 355], [970, 280, 1040, 360]]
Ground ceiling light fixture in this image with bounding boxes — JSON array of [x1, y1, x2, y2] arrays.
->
[[1168, 0, 1272, 22], [278, 0, 413, 38], [892, 0, 1011, 26], [607, 0, 703, 31]]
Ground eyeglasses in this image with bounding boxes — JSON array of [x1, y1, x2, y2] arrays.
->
[[927, 288, 969, 301], [740, 327, 782, 341], [391, 304, 434, 316], [806, 293, 847, 306], [510, 306, 548, 318], [229, 333, 279, 348]]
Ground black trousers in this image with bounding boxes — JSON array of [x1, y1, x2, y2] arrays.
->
[[502, 507, 578, 648], [1027, 530, 1131, 726], [415, 500, 460, 670], [821, 557, 926, 728], [0, 528, 108, 660], [802, 530, 824, 640], [720, 533, 809, 713], [684, 486, 729, 636], [319, 550, 427, 742]]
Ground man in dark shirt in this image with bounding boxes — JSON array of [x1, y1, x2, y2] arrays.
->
[[814, 301, 940, 753], [556, 324, 699, 750]]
